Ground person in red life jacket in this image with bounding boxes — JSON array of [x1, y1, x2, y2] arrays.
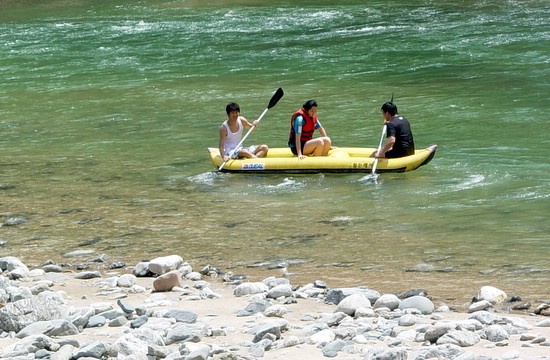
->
[[371, 101, 415, 159], [288, 100, 332, 160], [219, 102, 268, 162]]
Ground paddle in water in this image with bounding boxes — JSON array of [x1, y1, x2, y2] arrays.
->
[[218, 87, 284, 171], [361, 124, 387, 183]]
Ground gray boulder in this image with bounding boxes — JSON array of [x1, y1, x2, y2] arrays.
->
[[17, 319, 79, 338], [0, 297, 62, 332], [233, 282, 269, 297], [437, 330, 481, 347], [237, 299, 270, 317], [266, 284, 293, 299], [325, 287, 380, 305], [398, 295, 434, 315], [148, 255, 184, 275], [334, 293, 372, 316], [485, 324, 509, 342]]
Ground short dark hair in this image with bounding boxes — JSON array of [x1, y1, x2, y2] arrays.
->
[[303, 99, 318, 110], [226, 102, 240, 115], [381, 102, 398, 116]]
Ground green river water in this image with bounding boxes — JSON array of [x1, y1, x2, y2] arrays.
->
[[1, 0, 549, 309]]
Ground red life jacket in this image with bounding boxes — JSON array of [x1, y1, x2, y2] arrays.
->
[[288, 109, 318, 146]]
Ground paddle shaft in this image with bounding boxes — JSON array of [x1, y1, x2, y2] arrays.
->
[[218, 88, 284, 171], [371, 124, 387, 175]]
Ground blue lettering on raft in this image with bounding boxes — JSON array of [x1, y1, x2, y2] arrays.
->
[[242, 163, 265, 170]]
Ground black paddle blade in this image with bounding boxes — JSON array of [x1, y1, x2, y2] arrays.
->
[[267, 87, 284, 109]]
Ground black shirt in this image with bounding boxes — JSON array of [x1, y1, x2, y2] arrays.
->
[[385, 115, 415, 158]]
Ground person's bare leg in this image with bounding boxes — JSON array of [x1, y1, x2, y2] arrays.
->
[[303, 139, 325, 156], [320, 137, 331, 156], [254, 144, 268, 158], [238, 149, 257, 158]]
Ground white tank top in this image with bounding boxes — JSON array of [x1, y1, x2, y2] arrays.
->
[[222, 117, 243, 153]]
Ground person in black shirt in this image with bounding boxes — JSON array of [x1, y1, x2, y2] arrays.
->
[[371, 101, 415, 158]]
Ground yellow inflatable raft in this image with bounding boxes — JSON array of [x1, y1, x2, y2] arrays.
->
[[208, 145, 437, 174]]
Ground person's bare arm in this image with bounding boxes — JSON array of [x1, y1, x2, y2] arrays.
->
[[219, 126, 228, 161], [376, 136, 395, 158]]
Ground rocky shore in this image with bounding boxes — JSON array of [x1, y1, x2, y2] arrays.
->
[[1, 254, 550, 360]]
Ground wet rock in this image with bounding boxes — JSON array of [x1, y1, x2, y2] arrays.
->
[[3, 217, 28, 226]]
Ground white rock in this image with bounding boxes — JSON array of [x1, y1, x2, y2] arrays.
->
[[309, 329, 335, 345], [485, 324, 509, 342], [535, 319, 550, 327], [396, 328, 417, 341], [266, 284, 293, 299], [200, 287, 221, 299], [398, 314, 417, 326], [117, 274, 137, 288], [335, 293, 372, 316], [264, 305, 287, 317], [477, 286, 507, 305], [278, 335, 300, 348], [0, 256, 30, 273], [233, 282, 269, 297], [399, 296, 434, 315], [373, 294, 400, 310], [355, 307, 376, 318], [468, 300, 493, 313], [504, 316, 532, 330], [128, 285, 147, 294], [91, 302, 114, 314], [185, 271, 202, 281], [28, 269, 45, 279], [148, 255, 184, 275]]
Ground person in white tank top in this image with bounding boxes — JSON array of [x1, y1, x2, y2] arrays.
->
[[219, 102, 268, 162]]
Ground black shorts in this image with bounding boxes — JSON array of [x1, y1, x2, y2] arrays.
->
[[289, 142, 306, 156], [385, 147, 414, 158]]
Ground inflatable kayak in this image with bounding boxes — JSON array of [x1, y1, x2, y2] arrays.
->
[[208, 145, 437, 174]]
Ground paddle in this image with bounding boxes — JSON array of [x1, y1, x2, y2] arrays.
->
[[218, 87, 284, 171], [360, 124, 387, 183], [371, 124, 387, 177]]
